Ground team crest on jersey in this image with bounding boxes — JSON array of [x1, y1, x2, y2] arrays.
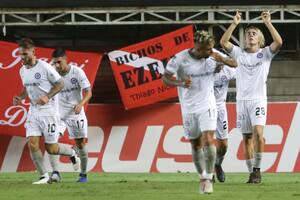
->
[[221, 75, 227, 82], [71, 78, 78, 84], [34, 73, 41, 79], [257, 52, 263, 58]]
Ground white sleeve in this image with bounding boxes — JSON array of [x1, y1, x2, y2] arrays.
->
[[165, 56, 179, 75], [224, 66, 236, 80], [46, 64, 61, 84], [77, 68, 91, 90], [227, 45, 242, 60], [263, 46, 276, 61]]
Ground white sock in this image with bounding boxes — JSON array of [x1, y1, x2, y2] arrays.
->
[[30, 150, 47, 176], [48, 154, 60, 172], [78, 146, 88, 174], [246, 159, 253, 172], [253, 153, 262, 169], [192, 148, 205, 175], [203, 145, 216, 174]]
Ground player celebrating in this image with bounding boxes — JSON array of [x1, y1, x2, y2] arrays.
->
[[213, 65, 236, 182], [13, 38, 80, 184], [48, 48, 92, 183], [220, 11, 282, 183], [162, 30, 237, 194]]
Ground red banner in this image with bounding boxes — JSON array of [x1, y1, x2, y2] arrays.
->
[[0, 40, 103, 137], [108, 25, 194, 110], [0, 102, 299, 172]]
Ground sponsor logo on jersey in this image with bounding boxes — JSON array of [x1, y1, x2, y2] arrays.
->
[[34, 73, 41, 79]]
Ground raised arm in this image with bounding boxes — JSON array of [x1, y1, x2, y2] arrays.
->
[[261, 11, 283, 53], [220, 11, 242, 52], [211, 52, 238, 68]]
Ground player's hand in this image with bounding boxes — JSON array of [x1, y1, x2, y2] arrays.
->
[[214, 63, 224, 73], [261, 10, 271, 24], [181, 76, 192, 88], [13, 96, 22, 105], [37, 95, 49, 105], [233, 11, 242, 25], [74, 104, 83, 114]]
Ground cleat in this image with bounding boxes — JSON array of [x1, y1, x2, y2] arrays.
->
[[246, 172, 253, 183], [215, 164, 225, 182], [199, 179, 205, 194], [202, 179, 213, 194], [32, 175, 50, 185], [70, 155, 80, 171], [247, 168, 262, 184], [77, 173, 88, 183], [49, 171, 61, 183], [252, 168, 262, 184]]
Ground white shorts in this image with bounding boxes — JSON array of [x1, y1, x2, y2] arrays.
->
[[61, 114, 88, 139], [25, 114, 60, 144], [183, 108, 217, 140], [236, 100, 267, 134], [216, 104, 228, 140]]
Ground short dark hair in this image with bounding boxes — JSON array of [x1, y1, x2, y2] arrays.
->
[[18, 38, 35, 49], [52, 48, 66, 58], [194, 30, 214, 45]]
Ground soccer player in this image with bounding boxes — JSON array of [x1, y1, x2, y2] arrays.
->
[[213, 65, 236, 182], [13, 38, 80, 184], [220, 11, 282, 183], [48, 48, 92, 183], [162, 30, 237, 194]]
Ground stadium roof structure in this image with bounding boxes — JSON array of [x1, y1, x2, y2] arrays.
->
[[0, 5, 300, 26]]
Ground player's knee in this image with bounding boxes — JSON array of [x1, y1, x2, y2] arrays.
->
[[45, 144, 58, 154], [28, 141, 39, 151]]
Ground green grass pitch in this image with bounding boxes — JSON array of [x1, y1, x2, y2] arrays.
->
[[0, 172, 299, 200]]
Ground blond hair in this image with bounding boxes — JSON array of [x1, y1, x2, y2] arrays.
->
[[245, 26, 265, 48], [194, 30, 214, 46]]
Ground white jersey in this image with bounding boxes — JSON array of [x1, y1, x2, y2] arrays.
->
[[20, 60, 61, 116], [59, 65, 91, 118], [214, 66, 236, 106], [166, 49, 218, 114], [228, 45, 275, 100]]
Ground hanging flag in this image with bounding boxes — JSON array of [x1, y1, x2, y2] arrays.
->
[[108, 25, 194, 109]]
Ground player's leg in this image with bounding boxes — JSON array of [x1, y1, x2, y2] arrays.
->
[[42, 116, 80, 171], [48, 120, 66, 182], [25, 115, 49, 184], [243, 134, 254, 183], [66, 115, 89, 182], [75, 138, 88, 182], [215, 138, 227, 182], [237, 100, 255, 183], [215, 105, 229, 182], [250, 100, 267, 183], [28, 136, 50, 184], [184, 113, 205, 194], [200, 108, 217, 194]]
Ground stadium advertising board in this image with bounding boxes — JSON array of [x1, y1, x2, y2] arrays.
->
[[0, 41, 103, 137], [108, 25, 193, 109], [0, 103, 299, 173]]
